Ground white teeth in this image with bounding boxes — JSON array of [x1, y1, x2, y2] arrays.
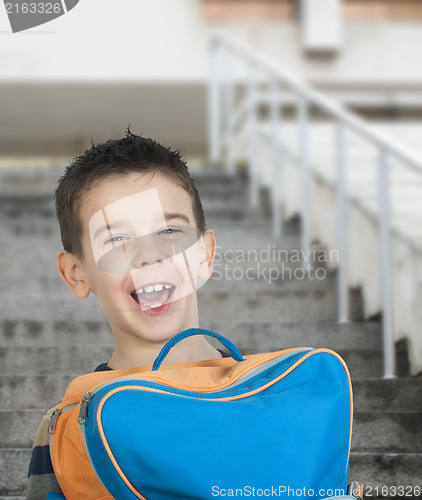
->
[[149, 303, 163, 309], [135, 284, 173, 295]]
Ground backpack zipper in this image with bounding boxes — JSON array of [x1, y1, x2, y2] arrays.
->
[[48, 403, 79, 435], [48, 409, 62, 435], [78, 391, 94, 425]]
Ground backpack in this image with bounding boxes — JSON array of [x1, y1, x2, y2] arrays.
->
[[48, 328, 354, 500]]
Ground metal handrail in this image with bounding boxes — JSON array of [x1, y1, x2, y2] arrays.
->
[[209, 34, 422, 174], [208, 31, 422, 378]]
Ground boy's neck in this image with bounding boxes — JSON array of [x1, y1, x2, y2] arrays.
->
[[107, 334, 222, 370]]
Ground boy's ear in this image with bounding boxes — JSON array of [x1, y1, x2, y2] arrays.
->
[[57, 250, 91, 299], [197, 229, 216, 282]]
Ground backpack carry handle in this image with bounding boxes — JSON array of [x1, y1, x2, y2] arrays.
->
[[152, 328, 245, 371]]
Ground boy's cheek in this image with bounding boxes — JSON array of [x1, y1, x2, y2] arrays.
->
[[167, 252, 197, 302], [89, 274, 121, 301], [182, 241, 210, 289]]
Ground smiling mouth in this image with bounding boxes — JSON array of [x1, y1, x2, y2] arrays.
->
[[130, 283, 175, 309]]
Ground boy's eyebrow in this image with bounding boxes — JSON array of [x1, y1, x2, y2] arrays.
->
[[92, 213, 191, 239], [164, 212, 191, 225]]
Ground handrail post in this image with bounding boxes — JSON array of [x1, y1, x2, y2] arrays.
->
[[298, 96, 310, 267], [378, 150, 396, 378], [224, 49, 235, 174], [270, 78, 282, 238], [336, 120, 348, 323], [247, 64, 259, 209], [208, 39, 221, 165]]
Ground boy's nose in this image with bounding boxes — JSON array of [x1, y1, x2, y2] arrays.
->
[[128, 234, 173, 269], [131, 253, 162, 269]]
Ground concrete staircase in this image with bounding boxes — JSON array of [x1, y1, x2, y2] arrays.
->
[[0, 167, 421, 498]]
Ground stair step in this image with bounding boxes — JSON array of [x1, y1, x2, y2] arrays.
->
[[207, 321, 382, 351], [352, 379, 422, 412], [205, 272, 337, 293], [349, 453, 422, 490], [0, 289, 364, 322], [192, 170, 248, 197], [1, 448, 421, 498], [0, 320, 382, 350], [0, 411, 44, 448], [0, 448, 31, 497], [201, 199, 252, 218], [1, 410, 420, 453], [352, 412, 422, 454], [0, 346, 383, 377], [0, 194, 54, 215], [1, 375, 420, 411], [0, 346, 114, 374], [192, 170, 244, 183], [0, 320, 113, 346], [0, 374, 74, 410], [199, 290, 363, 323], [195, 180, 246, 199]]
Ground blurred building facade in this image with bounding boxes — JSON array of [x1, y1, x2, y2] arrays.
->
[[0, 0, 421, 158]]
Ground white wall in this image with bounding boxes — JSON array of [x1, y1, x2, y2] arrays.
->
[[1, 1, 421, 155], [0, 0, 209, 81], [0, 0, 422, 83]]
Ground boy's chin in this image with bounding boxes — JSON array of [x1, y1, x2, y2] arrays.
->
[[129, 295, 198, 338], [136, 319, 195, 346]]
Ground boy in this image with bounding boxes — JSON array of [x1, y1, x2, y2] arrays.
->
[[27, 130, 221, 498]]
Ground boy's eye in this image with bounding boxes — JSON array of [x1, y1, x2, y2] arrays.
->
[[104, 235, 129, 245], [159, 227, 183, 236], [95, 225, 201, 273]]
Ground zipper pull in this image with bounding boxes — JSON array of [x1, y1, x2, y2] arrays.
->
[[78, 391, 93, 426], [48, 408, 62, 435]]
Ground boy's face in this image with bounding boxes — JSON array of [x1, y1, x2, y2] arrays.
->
[[74, 171, 214, 345]]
